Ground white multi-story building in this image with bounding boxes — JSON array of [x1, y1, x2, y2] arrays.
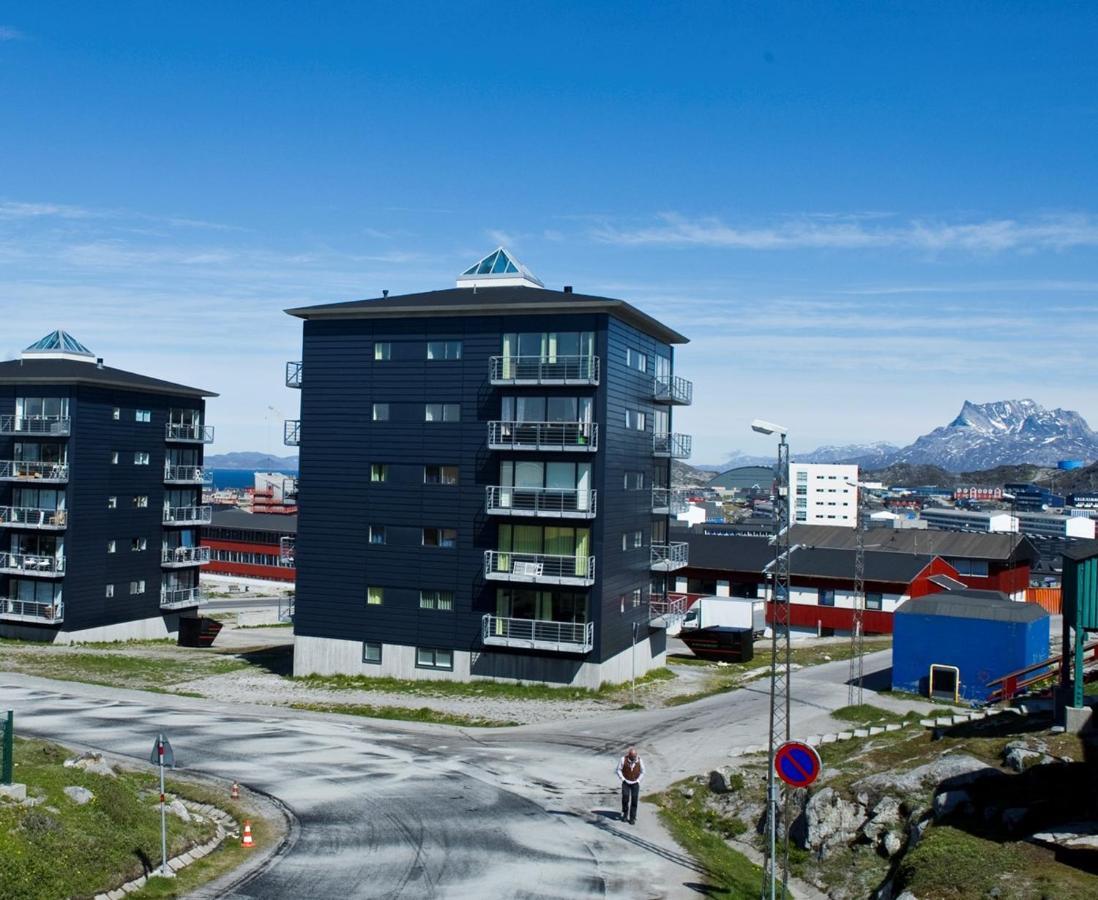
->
[[920, 508, 1018, 533], [789, 463, 858, 528]]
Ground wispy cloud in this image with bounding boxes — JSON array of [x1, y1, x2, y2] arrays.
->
[[592, 212, 1098, 253], [0, 26, 25, 41], [0, 201, 93, 220]]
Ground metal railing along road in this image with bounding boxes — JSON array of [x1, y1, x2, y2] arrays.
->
[[0, 552, 66, 576], [652, 375, 693, 405], [286, 361, 303, 388], [0, 598, 64, 623], [165, 423, 215, 443], [163, 465, 212, 484], [652, 432, 692, 459], [161, 546, 212, 566], [489, 355, 600, 385], [0, 460, 69, 482], [651, 487, 689, 515], [487, 421, 598, 452], [284, 419, 301, 446], [0, 415, 71, 436], [483, 550, 596, 585], [485, 485, 597, 518], [651, 541, 689, 571], [0, 507, 68, 530], [481, 615, 595, 653], [160, 586, 204, 610], [162, 505, 212, 526]]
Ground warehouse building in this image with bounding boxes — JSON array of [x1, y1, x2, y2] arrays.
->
[[202, 508, 296, 583]]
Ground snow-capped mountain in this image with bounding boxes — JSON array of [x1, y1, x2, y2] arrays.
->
[[795, 442, 900, 469]]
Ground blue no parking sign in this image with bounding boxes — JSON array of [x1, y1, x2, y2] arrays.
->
[[774, 740, 821, 788]]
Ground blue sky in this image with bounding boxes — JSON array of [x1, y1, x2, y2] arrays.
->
[[2, 2, 1097, 463]]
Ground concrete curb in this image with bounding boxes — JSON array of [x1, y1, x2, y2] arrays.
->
[[805, 706, 1015, 748]]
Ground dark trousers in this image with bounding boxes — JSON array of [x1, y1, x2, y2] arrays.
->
[[621, 781, 639, 821]]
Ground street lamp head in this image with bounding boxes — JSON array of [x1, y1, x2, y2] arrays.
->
[[751, 418, 788, 436]]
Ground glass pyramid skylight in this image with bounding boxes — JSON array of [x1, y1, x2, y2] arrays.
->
[[456, 247, 544, 289], [22, 330, 96, 361]]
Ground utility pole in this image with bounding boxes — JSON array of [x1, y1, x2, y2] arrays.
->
[[848, 479, 866, 707]]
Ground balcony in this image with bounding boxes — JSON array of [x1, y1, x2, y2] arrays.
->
[[486, 486, 597, 519], [651, 487, 689, 516], [161, 546, 211, 567], [0, 415, 71, 436], [164, 465, 212, 485], [484, 551, 596, 586], [0, 460, 69, 482], [0, 507, 68, 530], [284, 419, 301, 446], [165, 423, 215, 443], [489, 355, 600, 386], [653, 432, 692, 459], [163, 505, 212, 526], [652, 375, 693, 406], [286, 361, 303, 388], [487, 421, 598, 452], [160, 586, 204, 610], [651, 541, 689, 572], [0, 598, 63, 624], [649, 593, 689, 631], [0, 552, 66, 577], [481, 615, 595, 654]]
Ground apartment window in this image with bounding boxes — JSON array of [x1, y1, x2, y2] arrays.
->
[[107, 496, 118, 509], [134, 451, 150, 465], [427, 340, 462, 360], [370, 463, 388, 482], [369, 525, 386, 545], [131, 538, 147, 551], [795, 511, 807, 522], [132, 495, 148, 508], [374, 342, 391, 361], [420, 590, 455, 611], [416, 647, 453, 671], [372, 403, 390, 422], [129, 580, 145, 595], [631, 588, 643, 608], [111, 451, 119, 465], [422, 527, 457, 548], [425, 403, 460, 422], [625, 410, 646, 431], [135, 410, 151, 423], [624, 472, 645, 490], [866, 592, 883, 611], [362, 641, 382, 664], [622, 530, 643, 550], [112, 407, 121, 420], [797, 471, 808, 483], [626, 347, 648, 373], [107, 540, 116, 553], [424, 465, 459, 485], [367, 586, 384, 606], [105, 585, 114, 599], [818, 588, 835, 607]]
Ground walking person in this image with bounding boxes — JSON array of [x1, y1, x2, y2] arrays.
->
[[615, 746, 645, 824]]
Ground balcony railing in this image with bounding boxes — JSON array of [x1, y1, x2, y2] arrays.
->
[[0, 507, 68, 530], [0, 598, 63, 624], [652, 375, 693, 405], [489, 355, 600, 386], [0, 460, 69, 482], [160, 586, 205, 610], [279, 594, 295, 622], [483, 551, 596, 586], [284, 419, 301, 446], [163, 505, 212, 526], [0, 553, 66, 577], [164, 465, 212, 484], [653, 432, 692, 459], [161, 546, 212, 567], [481, 615, 595, 654], [286, 361, 303, 388], [487, 421, 598, 452], [649, 593, 690, 635], [0, 415, 71, 436], [651, 487, 689, 515], [279, 536, 295, 565], [165, 423, 215, 443], [651, 541, 689, 572], [485, 486, 597, 519]]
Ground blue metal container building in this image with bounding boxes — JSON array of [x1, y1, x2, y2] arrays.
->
[[892, 590, 1050, 702]]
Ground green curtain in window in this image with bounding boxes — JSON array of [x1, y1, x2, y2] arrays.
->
[[575, 528, 590, 576]]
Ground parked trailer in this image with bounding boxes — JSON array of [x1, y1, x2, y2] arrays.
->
[[680, 595, 766, 637]]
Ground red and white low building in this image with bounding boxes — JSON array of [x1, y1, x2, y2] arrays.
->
[[202, 508, 296, 583]]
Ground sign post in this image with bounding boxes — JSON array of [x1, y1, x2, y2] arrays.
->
[[149, 734, 176, 878], [767, 741, 821, 899], [1, 710, 12, 785]]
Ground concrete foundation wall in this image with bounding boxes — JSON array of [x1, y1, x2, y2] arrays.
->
[[1, 613, 180, 644]]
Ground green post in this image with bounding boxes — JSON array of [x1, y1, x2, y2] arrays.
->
[[1075, 623, 1086, 709], [1, 709, 12, 785]]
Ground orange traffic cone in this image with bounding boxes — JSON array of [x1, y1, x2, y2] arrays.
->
[[241, 821, 255, 849], [230, 782, 240, 800]]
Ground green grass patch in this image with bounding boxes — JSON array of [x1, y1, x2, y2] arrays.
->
[[0, 647, 248, 691], [831, 704, 910, 726], [289, 702, 518, 728]]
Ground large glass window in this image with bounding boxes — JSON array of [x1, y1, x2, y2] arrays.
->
[[502, 332, 594, 361], [15, 397, 69, 423], [501, 396, 592, 422], [427, 341, 462, 360], [13, 443, 67, 464], [495, 588, 588, 622], [420, 590, 454, 611]]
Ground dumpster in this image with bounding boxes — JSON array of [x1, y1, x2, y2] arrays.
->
[[178, 616, 223, 648]]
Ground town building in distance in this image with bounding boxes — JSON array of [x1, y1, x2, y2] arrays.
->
[[789, 462, 859, 527]]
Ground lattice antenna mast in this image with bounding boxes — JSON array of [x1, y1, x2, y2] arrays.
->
[[847, 478, 866, 707]]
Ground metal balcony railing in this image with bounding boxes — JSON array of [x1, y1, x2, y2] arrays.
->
[[161, 546, 211, 567], [651, 541, 689, 572], [481, 615, 595, 653], [0, 552, 66, 576], [0, 507, 68, 530], [284, 419, 301, 446], [164, 465, 212, 484], [286, 361, 303, 388], [652, 375, 693, 405], [0, 460, 69, 482], [649, 593, 690, 635], [483, 551, 596, 586], [653, 432, 692, 459], [162, 505, 212, 526], [279, 594, 295, 622], [487, 421, 598, 452], [651, 487, 689, 515], [489, 355, 600, 386], [279, 536, 295, 565], [165, 423, 215, 443], [160, 586, 205, 610], [485, 486, 597, 519], [0, 598, 63, 624], [0, 415, 71, 436]]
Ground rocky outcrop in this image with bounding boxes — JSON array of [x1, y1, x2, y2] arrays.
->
[[800, 787, 867, 858], [64, 752, 116, 779], [63, 785, 95, 805]]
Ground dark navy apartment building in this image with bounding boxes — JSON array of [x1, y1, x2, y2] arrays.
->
[[285, 249, 693, 685], [0, 331, 215, 642]]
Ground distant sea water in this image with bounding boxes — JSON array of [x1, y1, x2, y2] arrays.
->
[[210, 469, 298, 490]]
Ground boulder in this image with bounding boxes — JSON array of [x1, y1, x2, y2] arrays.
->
[[0, 783, 27, 803], [680, 787, 695, 800], [882, 831, 903, 857], [64, 752, 116, 779], [933, 789, 970, 819], [167, 798, 191, 822], [708, 769, 732, 794], [801, 787, 866, 857], [861, 795, 903, 843], [1003, 746, 1042, 773], [63, 786, 95, 806], [854, 753, 995, 798]]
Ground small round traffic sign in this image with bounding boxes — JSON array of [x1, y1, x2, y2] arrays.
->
[[774, 740, 821, 788]]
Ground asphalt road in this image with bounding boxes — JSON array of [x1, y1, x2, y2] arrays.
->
[[2, 650, 910, 899]]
